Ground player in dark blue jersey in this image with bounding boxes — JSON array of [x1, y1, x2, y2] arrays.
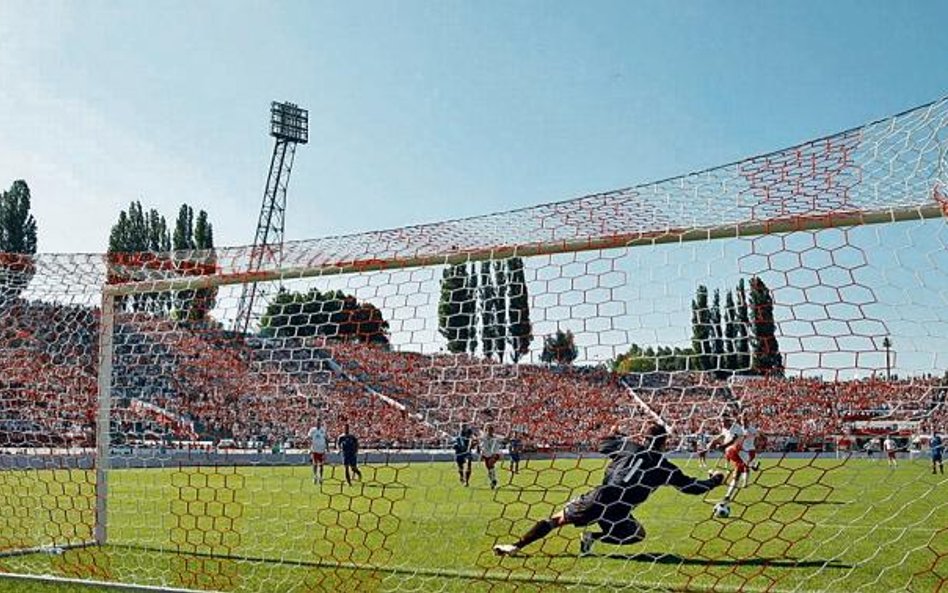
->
[[337, 424, 362, 486], [493, 423, 724, 556], [508, 433, 523, 476], [453, 425, 475, 486], [931, 433, 944, 475]]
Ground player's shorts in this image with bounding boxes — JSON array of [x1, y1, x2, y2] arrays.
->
[[563, 487, 631, 527], [932, 452, 943, 462], [597, 516, 646, 545], [739, 449, 757, 465], [455, 452, 473, 465], [482, 454, 500, 468], [310, 452, 326, 464], [887, 451, 896, 459], [342, 453, 358, 467], [509, 452, 521, 463], [725, 446, 747, 473]]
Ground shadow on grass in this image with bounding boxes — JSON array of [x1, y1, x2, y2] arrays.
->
[[546, 552, 851, 569]]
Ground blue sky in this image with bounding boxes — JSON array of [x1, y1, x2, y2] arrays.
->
[[2, 1, 946, 253], [1, 1, 946, 375]]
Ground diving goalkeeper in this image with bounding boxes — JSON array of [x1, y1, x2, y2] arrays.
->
[[493, 423, 724, 556]]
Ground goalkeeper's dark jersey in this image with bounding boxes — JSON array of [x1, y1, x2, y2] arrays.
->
[[597, 435, 719, 507]]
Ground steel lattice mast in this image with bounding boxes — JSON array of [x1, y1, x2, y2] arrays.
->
[[233, 101, 308, 334]]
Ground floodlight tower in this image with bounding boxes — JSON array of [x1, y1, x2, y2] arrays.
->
[[234, 101, 309, 334]]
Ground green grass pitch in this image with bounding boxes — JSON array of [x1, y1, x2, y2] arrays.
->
[[0, 455, 945, 592]]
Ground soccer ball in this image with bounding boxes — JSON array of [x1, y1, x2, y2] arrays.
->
[[712, 502, 731, 519]]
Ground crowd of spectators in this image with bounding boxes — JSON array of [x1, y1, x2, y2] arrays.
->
[[0, 301, 97, 445], [732, 376, 947, 447], [1, 299, 946, 452]]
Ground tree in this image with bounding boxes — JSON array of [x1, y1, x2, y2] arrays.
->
[[348, 300, 388, 345], [0, 180, 38, 304], [724, 290, 739, 372], [464, 263, 478, 354], [663, 346, 698, 371], [479, 262, 498, 360], [613, 343, 654, 373], [492, 260, 508, 362], [172, 204, 195, 250], [540, 329, 578, 366], [691, 285, 713, 371], [173, 207, 216, 322], [710, 289, 725, 372], [147, 209, 169, 252], [612, 343, 698, 373], [107, 201, 172, 313], [438, 264, 475, 353], [194, 210, 214, 249], [749, 276, 783, 376], [259, 288, 389, 344], [507, 257, 533, 362], [735, 279, 751, 372], [107, 201, 216, 320], [108, 201, 171, 256]]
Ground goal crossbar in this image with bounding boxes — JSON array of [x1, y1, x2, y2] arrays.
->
[[103, 204, 945, 297]]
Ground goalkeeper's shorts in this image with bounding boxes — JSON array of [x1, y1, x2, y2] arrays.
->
[[563, 487, 631, 528]]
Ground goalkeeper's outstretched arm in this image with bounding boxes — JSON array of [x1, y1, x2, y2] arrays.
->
[[663, 461, 725, 495]]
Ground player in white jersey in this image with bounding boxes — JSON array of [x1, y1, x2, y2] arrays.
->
[[883, 434, 898, 468], [479, 424, 503, 489], [707, 413, 746, 505], [739, 415, 760, 487], [307, 419, 330, 485]]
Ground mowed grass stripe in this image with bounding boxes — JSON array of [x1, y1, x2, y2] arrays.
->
[[0, 458, 944, 592]]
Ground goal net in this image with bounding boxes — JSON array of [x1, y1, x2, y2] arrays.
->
[[0, 97, 946, 592]]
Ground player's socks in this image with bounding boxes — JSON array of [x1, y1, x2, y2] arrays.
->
[[724, 479, 739, 502], [579, 532, 595, 555]]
